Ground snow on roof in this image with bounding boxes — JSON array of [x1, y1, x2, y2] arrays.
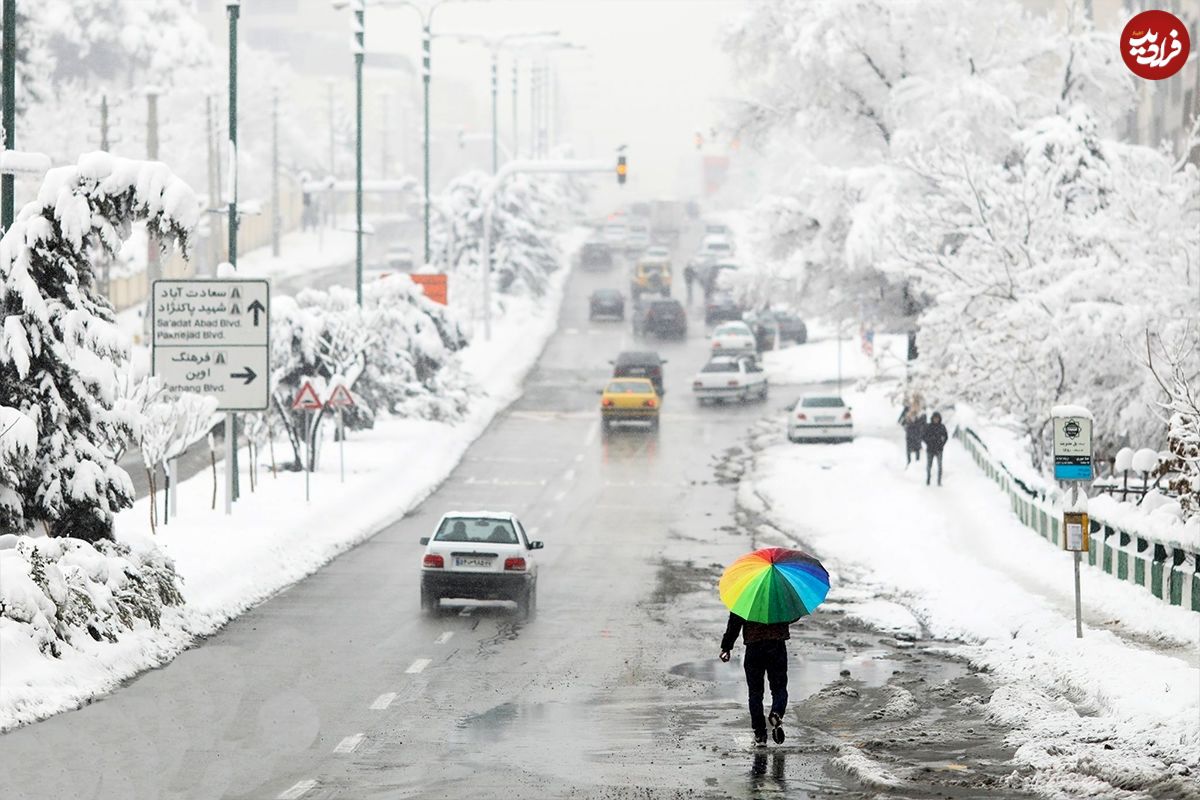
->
[[1051, 404, 1094, 420], [440, 510, 517, 521]]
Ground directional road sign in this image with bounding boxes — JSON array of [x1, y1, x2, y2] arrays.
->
[[152, 280, 270, 410]]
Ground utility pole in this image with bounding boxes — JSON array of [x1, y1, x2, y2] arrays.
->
[[353, 0, 365, 307], [206, 95, 222, 275], [2, 0, 17, 232], [226, 0, 241, 508], [271, 86, 280, 257]]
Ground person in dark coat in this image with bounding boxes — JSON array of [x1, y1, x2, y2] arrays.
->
[[683, 264, 697, 304], [899, 407, 926, 466], [923, 411, 949, 486], [720, 613, 791, 746]]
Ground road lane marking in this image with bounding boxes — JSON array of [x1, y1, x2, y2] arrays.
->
[[369, 693, 396, 710], [278, 780, 317, 799], [406, 658, 433, 673], [435, 631, 454, 644], [574, 453, 584, 463], [334, 733, 364, 753], [584, 420, 599, 445], [563, 468, 576, 482], [553, 489, 567, 502]]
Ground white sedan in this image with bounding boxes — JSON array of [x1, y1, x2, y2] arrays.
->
[[787, 395, 854, 443], [692, 355, 768, 403], [710, 321, 757, 356], [420, 511, 543, 618]]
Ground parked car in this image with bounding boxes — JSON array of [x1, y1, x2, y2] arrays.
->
[[630, 257, 672, 298], [385, 245, 416, 271], [580, 241, 614, 272], [589, 288, 625, 321], [710, 321, 757, 356], [772, 310, 807, 344], [787, 395, 854, 443], [611, 350, 666, 395], [633, 297, 687, 339], [419, 511, 543, 618], [705, 292, 743, 325], [692, 355, 767, 404], [599, 377, 660, 432]]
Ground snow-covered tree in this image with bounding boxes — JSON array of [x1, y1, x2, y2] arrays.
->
[[0, 153, 198, 541]]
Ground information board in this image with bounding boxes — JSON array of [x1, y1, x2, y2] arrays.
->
[[1053, 415, 1093, 481]]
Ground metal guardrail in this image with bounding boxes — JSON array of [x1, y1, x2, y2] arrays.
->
[[956, 427, 1200, 613]]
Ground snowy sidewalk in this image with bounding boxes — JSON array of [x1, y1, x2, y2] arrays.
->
[[743, 382, 1200, 797]]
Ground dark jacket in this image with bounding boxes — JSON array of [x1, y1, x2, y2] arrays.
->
[[903, 413, 926, 450], [923, 419, 949, 454], [721, 612, 790, 652]]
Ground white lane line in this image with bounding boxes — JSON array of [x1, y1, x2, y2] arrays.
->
[[406, 658, 433, 673], [334, 733, 364, 753], [563, 468, 576, 482], [574, 453, 584, 463], [435, 631, 454, 645], [369, 692, 396, 710], [553, 489, 567, 502], [584, 420, 599, 445], [459, 605, 476, 617], [277, 780, 317, 799]]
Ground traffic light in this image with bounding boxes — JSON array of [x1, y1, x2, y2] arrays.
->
[[616, 155, 627, 185]]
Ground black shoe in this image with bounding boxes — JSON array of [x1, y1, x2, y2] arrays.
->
[[768, 712, 785, 743], [753, 731, 768, 747]]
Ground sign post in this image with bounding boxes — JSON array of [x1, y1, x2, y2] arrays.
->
[[151, 279, 270, 515], [325, 383, 355, 484], [292, 381, 323, 501], [1052, 405, 1094, 639]]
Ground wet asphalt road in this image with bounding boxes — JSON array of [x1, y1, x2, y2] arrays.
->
[[0, 230, 1023, 799]]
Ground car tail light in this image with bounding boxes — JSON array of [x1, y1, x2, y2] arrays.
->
[[843, 411, 852, 420], [796, 413, 807, 420], [643, 398, 657, 408], [602, 398, 614, 407], [692, 380, 702, 388], [423, 554, 444, 568], [504, 557, 527, 571], [728, 380, 739, 387], [713, 342, 722, 349]]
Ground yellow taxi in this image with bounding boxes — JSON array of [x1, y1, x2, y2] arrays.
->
[[600, 378, 661, 431], [630, 258, 672, 298]]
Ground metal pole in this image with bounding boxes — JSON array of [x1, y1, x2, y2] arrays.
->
[[99, 95, 110, 150], [206, 95, 222, 275], [422, 21, 432, 265], [224, 412, 233, 514], [1073, 552, 1083, 639], [482, 193, 493, 340], [1, 0, 15, 233], [227, 1, 240, 501], [490, 51, 499, 173], [354, 3, 364, 307], [271, 86, 280, 257], [837, 320, 843, 393], [511, 59, 518, 158], [328, 79, 336, 181], [144, 90, 160, 337], [339, 408, 345, 483]]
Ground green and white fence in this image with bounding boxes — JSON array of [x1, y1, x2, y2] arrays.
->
[[957, 428, 1200, 613]]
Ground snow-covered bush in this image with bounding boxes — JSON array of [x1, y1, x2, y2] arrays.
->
[[0, 153, 197, 542], [268, 279, 469, 470], [0, 534, 183, 658]]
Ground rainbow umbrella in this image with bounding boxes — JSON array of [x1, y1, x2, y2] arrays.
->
[[719, 547, 830, 624]]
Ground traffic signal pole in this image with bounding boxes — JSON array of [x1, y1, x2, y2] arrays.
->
[[480, 156, 625, 340]]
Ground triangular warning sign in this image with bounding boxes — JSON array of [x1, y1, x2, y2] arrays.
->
[[291, 381, 323, 410], [230, 287, 241, 299], [229, 303, 241, 315], [325, 384, 355, 408]]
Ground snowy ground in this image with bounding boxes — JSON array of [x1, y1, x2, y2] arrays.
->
[[0, 234, 579, 732], [762, 331, 908, 386], [741, 337, 1200, 799]]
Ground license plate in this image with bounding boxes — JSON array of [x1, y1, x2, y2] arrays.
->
[[454, 557, 493, 568], [816, 416, 834, 423]]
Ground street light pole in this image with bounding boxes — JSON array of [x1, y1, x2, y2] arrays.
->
[[226, 0, 240, 509], [422, 19, 431, 265], [490, 52, 498, 173], [353, 0, 365, 306], [2, 0, 17, 232]]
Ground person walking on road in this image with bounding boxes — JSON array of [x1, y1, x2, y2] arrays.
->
[[683, 264, 696, 304], [923, 411, 949, 486], [720, 612, 790, 746], [899, 406, 926, 466]]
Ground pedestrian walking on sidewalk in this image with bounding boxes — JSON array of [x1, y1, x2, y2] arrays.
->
[[899, 406, 926, 466], [923, 411, 948, 486], [720, 613, 790, 747]]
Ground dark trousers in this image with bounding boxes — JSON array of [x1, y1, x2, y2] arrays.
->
[[906, 444, 920, 464], [926, 450, 943, 485], [744, 640, 788, 734]]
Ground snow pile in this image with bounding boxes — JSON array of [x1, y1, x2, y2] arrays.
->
[[744, 384, 1200, 797], [762, 333, 907, 386]]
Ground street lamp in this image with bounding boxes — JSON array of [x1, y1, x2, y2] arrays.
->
[[331, 0, 367, 306], [517, 41, 586, 158], [439, 31, 559, 173]]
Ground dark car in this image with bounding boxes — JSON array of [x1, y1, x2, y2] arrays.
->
[[633, 298, 687, 340], [773, 311, 807, 344], [705, 292, 742, 325], [589, 288, 625, 321], [611, 350, 667, 395], [580, 241, 614, 271], [743, 311, 780, 352]]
